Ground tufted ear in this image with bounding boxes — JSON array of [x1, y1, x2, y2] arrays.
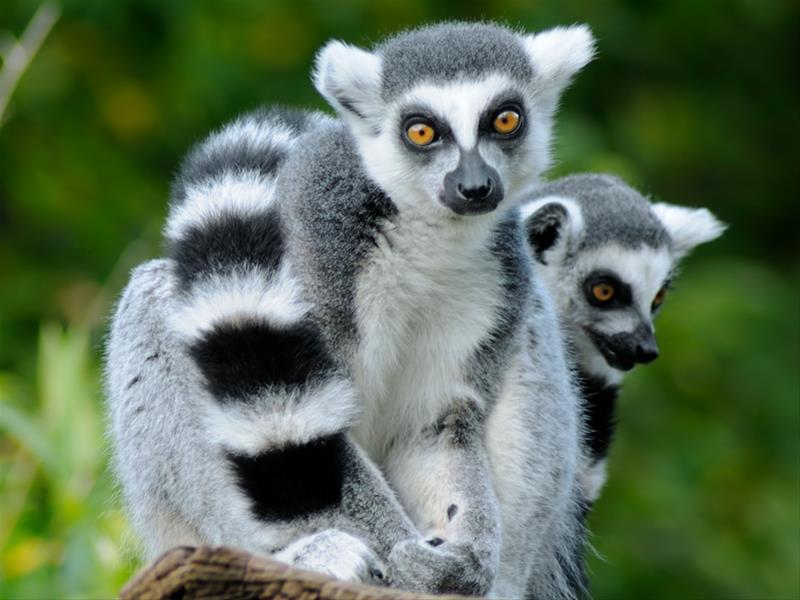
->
[[522, 25, 595, 112], [313, 40, 383, 132], [520, 196, 584, 265], [651, 203, 726, 261]]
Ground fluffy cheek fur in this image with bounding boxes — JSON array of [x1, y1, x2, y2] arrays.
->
[[478, 135, 540, 204], [358, 128, 457, 215]]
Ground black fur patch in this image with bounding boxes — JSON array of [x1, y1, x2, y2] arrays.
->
[[170, 211, 284, 289], [190, 320, 335, 400], [227, 434, 346, 521], [447, 504, 458, 520], [578, 370, 620, 461]]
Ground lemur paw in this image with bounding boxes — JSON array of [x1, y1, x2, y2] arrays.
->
[[387, 538, 495, 596], [274, 529, 386, 585]]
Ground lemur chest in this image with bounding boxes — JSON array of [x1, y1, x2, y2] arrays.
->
[[349, 226, 505, 460]]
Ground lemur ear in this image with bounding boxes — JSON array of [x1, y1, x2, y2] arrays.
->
[[521, 197, 584, 264], [651, 203, 726, 260], [522, 25, 596, 111], [313, 41, 383, 129]]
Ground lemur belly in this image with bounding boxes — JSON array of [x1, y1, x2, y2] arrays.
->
[[350, 220, 504, 462]]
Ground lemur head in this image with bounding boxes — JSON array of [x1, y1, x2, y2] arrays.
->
[[522, 174, 726, 381], [313, 22, 594, 221]]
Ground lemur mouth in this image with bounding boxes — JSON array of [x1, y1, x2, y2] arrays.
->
[[437, 189, 501, 216], [584, 328, 635, 372]]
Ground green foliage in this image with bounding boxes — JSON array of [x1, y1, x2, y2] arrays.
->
[[0, 324, 136, 598], [0, 0, 797, 598]]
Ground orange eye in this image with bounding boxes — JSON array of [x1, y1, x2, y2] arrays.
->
[[406, 122, 436, 146], [592, 283, 615, 302], [652, 287, 668, 310], [493, 109, 521, 135]]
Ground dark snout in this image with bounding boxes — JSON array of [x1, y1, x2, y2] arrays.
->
[[442, 148, 504, 215], [588, 322, 659, 371]]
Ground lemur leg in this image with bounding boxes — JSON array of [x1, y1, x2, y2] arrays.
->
[[384, 401, 501, 596]]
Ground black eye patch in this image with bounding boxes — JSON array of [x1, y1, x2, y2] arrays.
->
[[397, 105, 451, 150], [583, 271, 633, 309], [479, 94, 527, 138]]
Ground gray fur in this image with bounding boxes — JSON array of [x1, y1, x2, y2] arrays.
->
[[278, 120, 397, 356], [377, 22, 534, 99], [535, 173, 672, 251]]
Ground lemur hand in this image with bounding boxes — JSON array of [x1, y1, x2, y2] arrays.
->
[[387, 537, 495, 596]]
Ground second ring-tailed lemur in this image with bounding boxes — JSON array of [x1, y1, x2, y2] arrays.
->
[[106, 22, 596, 599], [520, 174, 725, 503]]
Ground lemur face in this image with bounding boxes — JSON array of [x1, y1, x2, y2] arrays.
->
[[312, 23, 594, 219], [569, 243, 673, 373], [379, 77, 535, 216], [522, 175, 725, 380]]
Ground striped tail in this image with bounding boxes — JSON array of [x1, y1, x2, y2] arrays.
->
[[163, 108, 357, 456]]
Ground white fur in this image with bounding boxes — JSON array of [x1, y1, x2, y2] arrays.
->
[[523, 25, 596, 109], [313, 41, 383, 133], [170, 262, 309, 340], [581, 458, 608, 503], [273, 529, 386, 583], [651, 202, 726, 260], [351, 213, 505, 461], [203, 378, 359, 454], [165, 171, 277, 240], [143, 504, 204, 557], [207, 117, 296, 156]]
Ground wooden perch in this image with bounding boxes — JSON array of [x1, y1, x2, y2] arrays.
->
[[120, 546, 475, 600]]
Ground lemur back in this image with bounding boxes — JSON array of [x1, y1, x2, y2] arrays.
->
[[107, 22, 596, 599], [520, 173, 725, 503]]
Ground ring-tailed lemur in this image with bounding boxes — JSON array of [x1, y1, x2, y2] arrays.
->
[[106, 23, 595, 598], [520, 174, 725, 503]]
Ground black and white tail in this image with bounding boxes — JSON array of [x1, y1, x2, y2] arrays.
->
[[163, 108, 357, 456]]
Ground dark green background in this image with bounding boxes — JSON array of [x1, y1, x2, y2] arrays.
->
[[1, 0, 797, 597]]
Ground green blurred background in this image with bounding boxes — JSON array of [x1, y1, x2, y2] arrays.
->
[[0, 0, 797, 598]]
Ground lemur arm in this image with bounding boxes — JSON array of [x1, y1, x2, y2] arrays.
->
[[383, 400, 501, 596]]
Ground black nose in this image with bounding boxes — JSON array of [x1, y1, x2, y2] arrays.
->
[[634, 325, 659, 364], [442, 148, 504, 215], [635, 340, 659, 363], [457, 179, 494, 201], [588, 322, 659, 371]]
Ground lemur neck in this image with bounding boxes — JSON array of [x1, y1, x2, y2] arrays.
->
[[577, 369, 620, 462]]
